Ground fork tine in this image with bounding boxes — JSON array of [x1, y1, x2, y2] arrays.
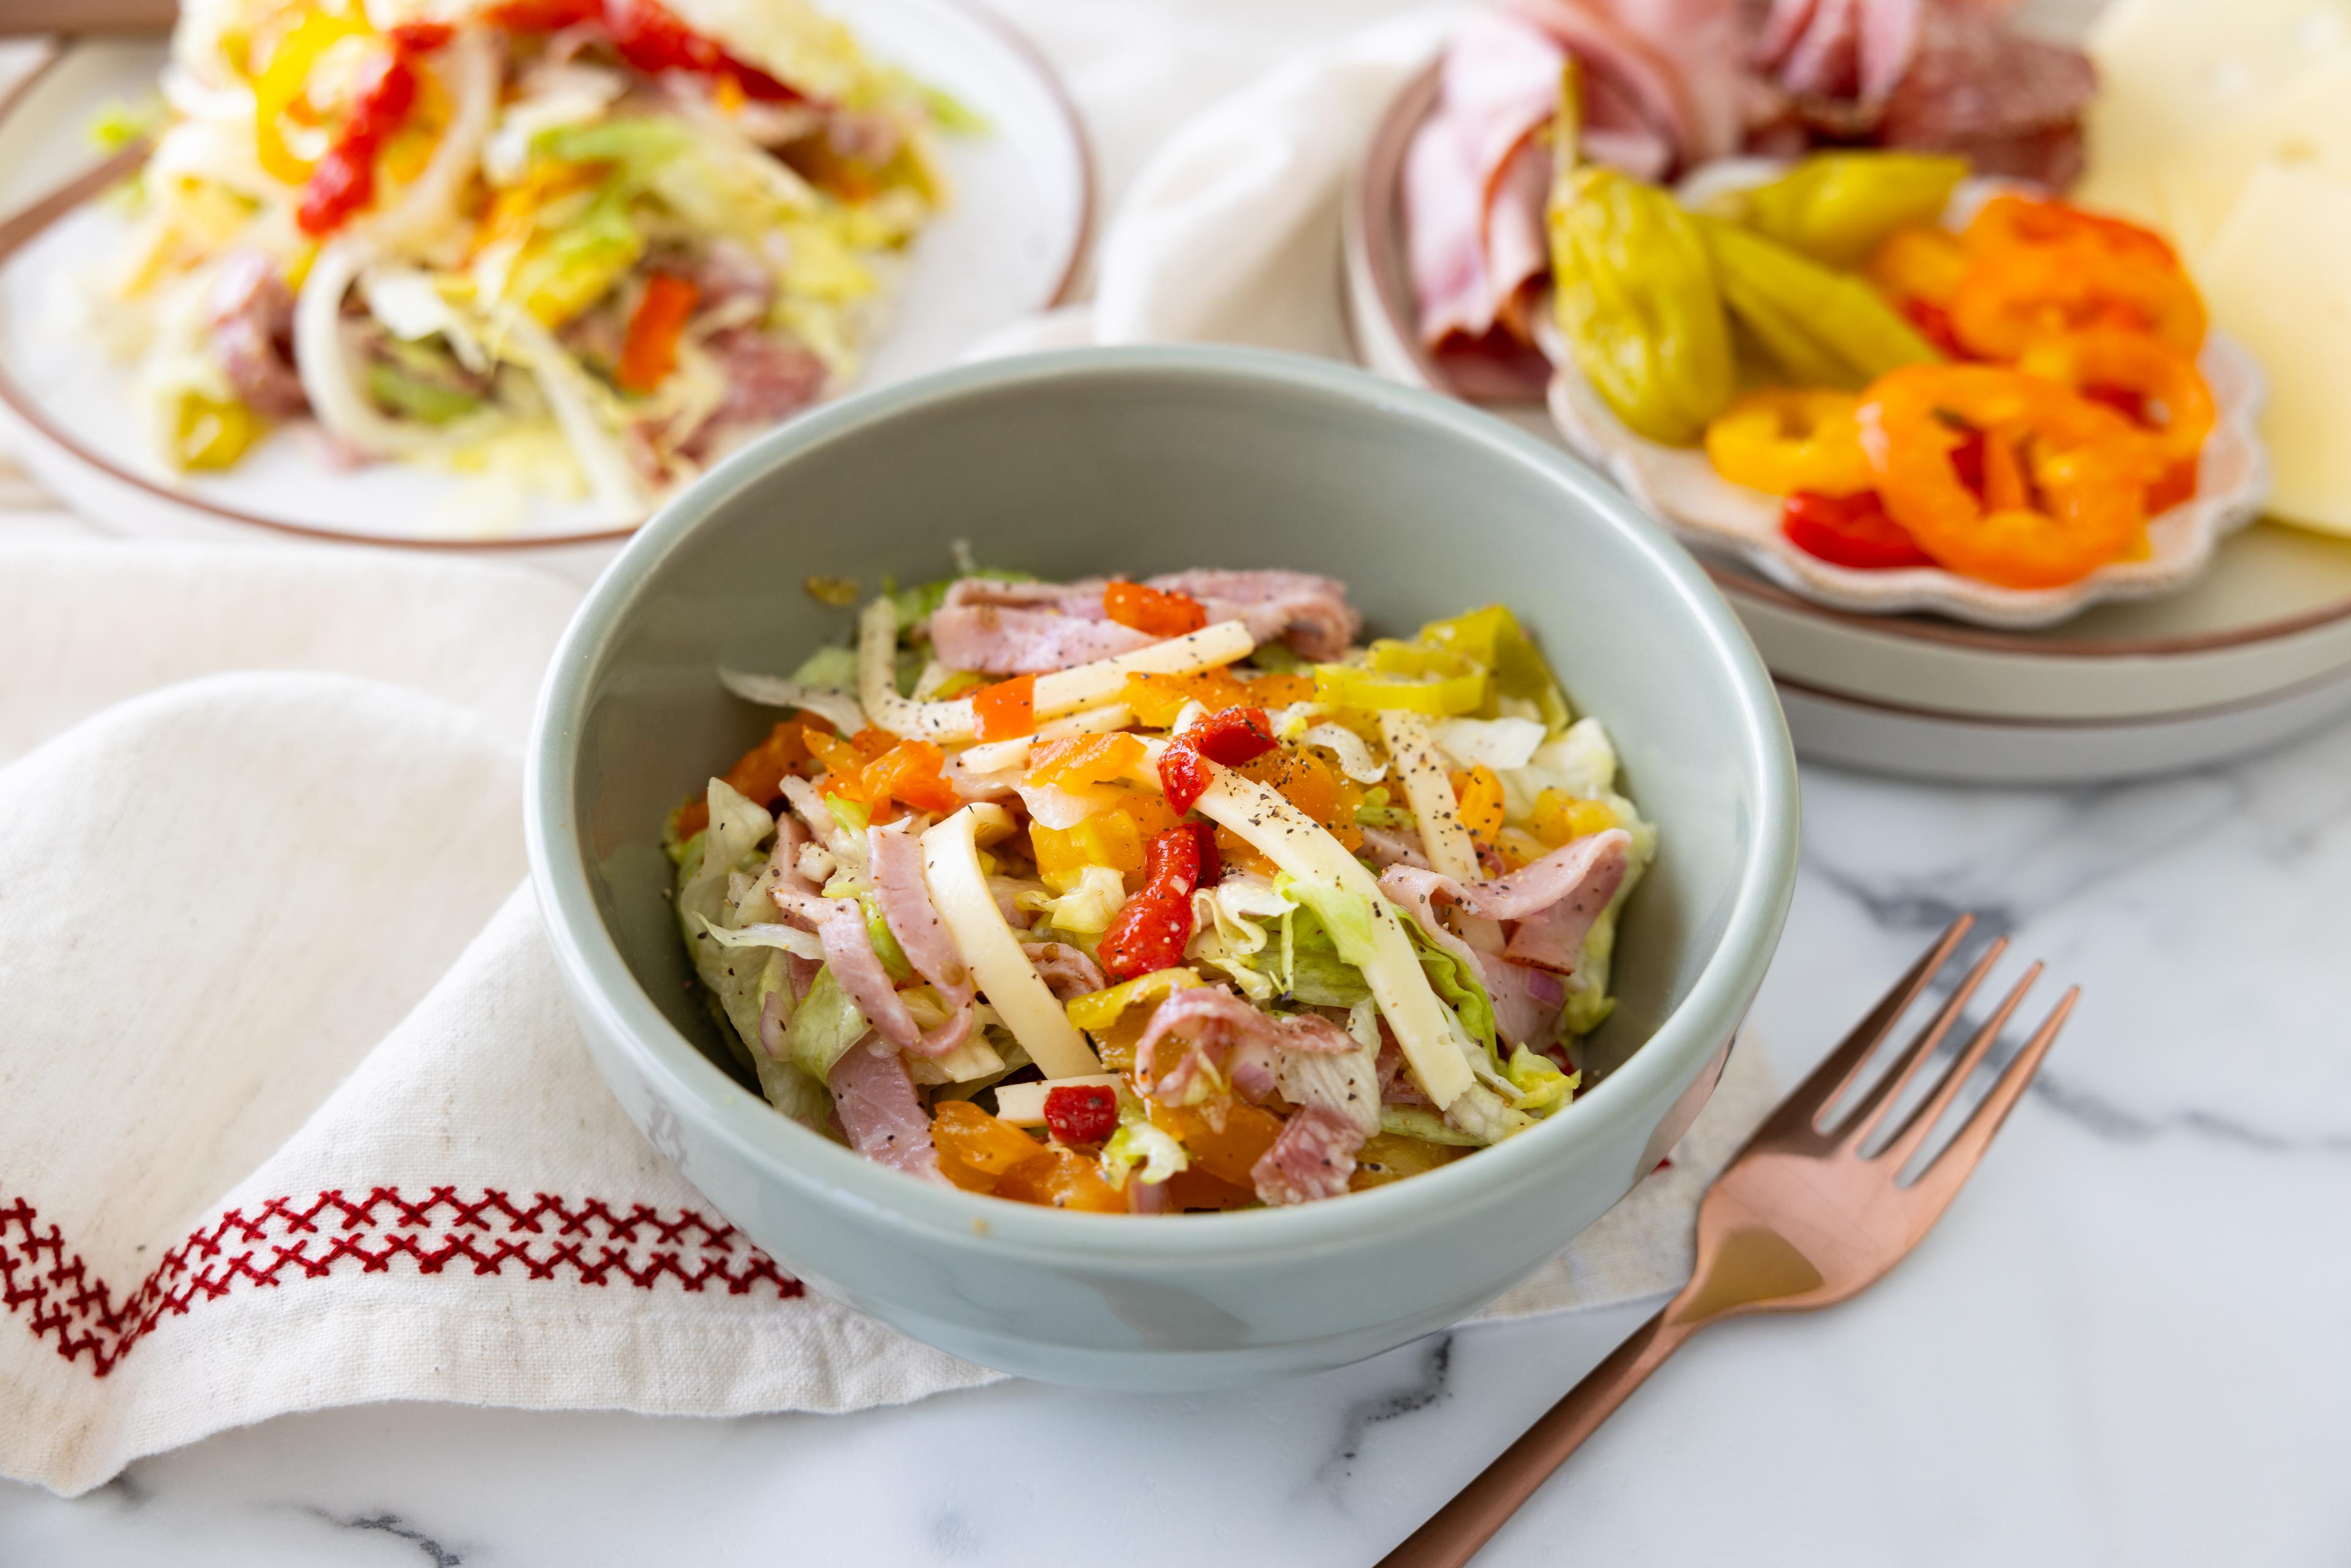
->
[[1877, 961, 2043, 1167], [1909, 986, 2077, 1192], [1766, 915, 1974, 1139], [1831, 937, 2008, 1147]]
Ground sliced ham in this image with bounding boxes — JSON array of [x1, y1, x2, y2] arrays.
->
[[774, 887, 974, 1060], [827, 1037, 943, 1179], [1381, 828, 1630, 980], [1252, 1106, 1364, 1205], [1145, 570, 1361, 662], [681, 327, 827, 462], [1022, 940, 1106, 1002], [1359, 825, 1431, 871], [924, 571, 1359, 675], [1133, 986, 1355, 1107], [868, 821, 976, 1008], [207, 251, 307, 418], [926, 577, 1157, 675]]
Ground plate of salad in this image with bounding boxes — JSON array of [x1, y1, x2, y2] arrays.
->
[[667, 561, 1657, 1212], [0, 0, 1089, 547]]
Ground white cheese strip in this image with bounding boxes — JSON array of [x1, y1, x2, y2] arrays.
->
[[955, 703, 1137, 774], [1379, 712, 1482, 882], [920, 807, 1103, 1078], [1030, 620, 1256, 719], [1190, 763, 1473, 1108], [993, 1074, 1125, 1127], [860, 602, 1255, 743]]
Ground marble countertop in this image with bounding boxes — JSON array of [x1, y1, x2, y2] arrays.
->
[[8, 717, 2347, 1566]]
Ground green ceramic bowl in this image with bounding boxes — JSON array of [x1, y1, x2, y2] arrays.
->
[[526, 346, 1798, 1389]]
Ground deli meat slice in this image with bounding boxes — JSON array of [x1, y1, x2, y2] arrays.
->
[[925, 570, 1359, 674], [1134, 986, 1356, 1107], [1878, 4, 2093, 185], [1251, 1105, 1365, 1205], [1145, 569, 1360, 661], [774, 886, 975, 1059], [925, 577, 1156, 675], [827, 1037, 943, 1179], [1381, 828, 1630, 980]]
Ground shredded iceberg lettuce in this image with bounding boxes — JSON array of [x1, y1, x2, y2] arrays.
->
[[784, 964, 869, 1083]]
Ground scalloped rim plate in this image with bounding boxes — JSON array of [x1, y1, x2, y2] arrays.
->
[[1534, 168, 2272, 631]]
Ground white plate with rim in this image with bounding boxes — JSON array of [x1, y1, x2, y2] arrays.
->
[[1342, 58, 2351, 782], [0, 0, 1090, 557]]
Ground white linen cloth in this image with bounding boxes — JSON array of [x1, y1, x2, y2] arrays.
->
[[0, 4, 1775, 1498]]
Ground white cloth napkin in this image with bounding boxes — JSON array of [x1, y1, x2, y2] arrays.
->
[[0, 4, 1778, 1499]]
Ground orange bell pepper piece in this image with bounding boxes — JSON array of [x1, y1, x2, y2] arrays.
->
[[671, 711, 834, 838], [1857, 364, 2155, 590], [616, 271, 700, 394], [1103, 580, 1209, 637]]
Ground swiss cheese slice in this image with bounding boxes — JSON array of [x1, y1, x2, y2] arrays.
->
[[2196, 163, 2351, 535]]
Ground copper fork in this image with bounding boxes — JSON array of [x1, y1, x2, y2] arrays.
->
[[1379, 913, 2077, 1568]]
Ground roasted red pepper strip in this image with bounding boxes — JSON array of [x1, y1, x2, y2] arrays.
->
[[1780, 490, 1935, 570], [970, 673, 1036, 742], [1158, 742, 1211, 815], [295, 36, 435, 236], [1156, 706, 1274, 814], [1188, 820, 1221, 888], [1103, 580, 1208, 638], [1097, 827, 1203, 981], [617, 271, 700, 394], [1183, 706, 1275, 765], [1043, 1084, 1119, 1146]]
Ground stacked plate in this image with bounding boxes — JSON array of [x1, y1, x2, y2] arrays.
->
[[1342, 64, 2351, 784]]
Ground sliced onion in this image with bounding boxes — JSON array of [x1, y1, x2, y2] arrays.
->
[[717, 668, 869, 733]]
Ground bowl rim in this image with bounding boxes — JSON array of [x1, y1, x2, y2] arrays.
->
[[525, 343, 1799, 1262]]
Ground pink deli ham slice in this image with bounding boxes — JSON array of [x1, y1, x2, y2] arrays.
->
[[774, 885, 974, 1060], [827, 1037, 943, 1180], [1133, 986, 1355, 1108], [1386, 828, 1630, 978], [924, 571, 1359, 675], [1022, 941, 1106, 1002], [1251, 1105, 1363, 1206]]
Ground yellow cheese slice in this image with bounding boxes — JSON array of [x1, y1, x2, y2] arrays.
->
[[2196, 162, 2351, 535]]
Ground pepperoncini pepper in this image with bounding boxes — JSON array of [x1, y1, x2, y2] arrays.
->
[[1734, 151, 1968, 269], [1703, 218, 1943, 389], [174, 394, 266, 471], [1548, 163, 1736, 446], [1315, 641, 1490, 716], [1413, 604, 1571, 728], [1703, 388, 1874, 497]]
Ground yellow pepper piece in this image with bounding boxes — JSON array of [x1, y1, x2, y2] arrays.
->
[[1703, 218, 1942, 389], [1703, 388, 1874, 498], [1450, 766, 1507, 843], [1532, 789, 1616, 848], [175, 394, 266, 471], [1548, 164, 1736, 446], [1316, 641, 1489, 716], [1415, 604, 1570, 729], [1738, 152, 1968, 269], [1066, 967, 1203, 1035], [252, 3, 371, 185]]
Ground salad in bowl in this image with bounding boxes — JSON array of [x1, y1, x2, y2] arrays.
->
[[98, 0, 956, 521], [669, 562, 1656, 1213]]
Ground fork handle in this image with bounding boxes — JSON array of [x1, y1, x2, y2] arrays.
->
[[1376, 1307, 1701, 1568]]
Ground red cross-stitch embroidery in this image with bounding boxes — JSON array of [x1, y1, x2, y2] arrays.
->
[[0, 1187, 804, 1378]]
